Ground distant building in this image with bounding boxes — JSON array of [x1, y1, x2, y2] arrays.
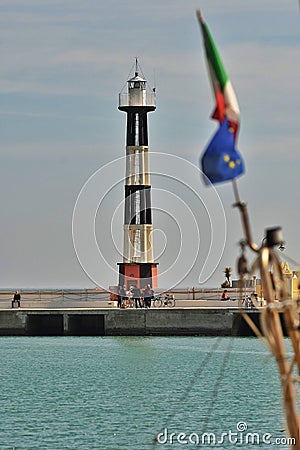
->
[[281, 261, 300, 299], [232, 261, 300, 299]]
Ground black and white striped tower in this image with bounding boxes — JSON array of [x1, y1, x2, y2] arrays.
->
[[117, 61, 158, 289]]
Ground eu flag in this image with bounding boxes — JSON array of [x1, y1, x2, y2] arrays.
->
[[201, 118, 245, 185]]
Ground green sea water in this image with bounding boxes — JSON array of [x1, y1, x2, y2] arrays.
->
[[0, 337, 294, 449]]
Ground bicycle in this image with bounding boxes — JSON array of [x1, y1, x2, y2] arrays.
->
[[238, 295, 254, 309], [153, 293, 175, 308]]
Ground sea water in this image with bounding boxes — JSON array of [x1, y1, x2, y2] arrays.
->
[[0, 337, 293, 450]]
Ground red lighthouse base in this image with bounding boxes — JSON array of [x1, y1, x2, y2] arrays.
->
[[117, 263, 158, 290]]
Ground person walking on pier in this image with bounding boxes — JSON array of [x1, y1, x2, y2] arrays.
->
[[128, 286, 134, 308], [12, 290, 21, 308], [117, 285, 122, 308], [119, 285, 127, 308], [143, 284, 154, 308], [133, 286, 142, 309]]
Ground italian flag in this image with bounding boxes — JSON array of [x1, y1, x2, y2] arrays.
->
[[197, 10, 240, 139]]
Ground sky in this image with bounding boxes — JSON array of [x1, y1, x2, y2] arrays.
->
[[0, 0, 299, 289]]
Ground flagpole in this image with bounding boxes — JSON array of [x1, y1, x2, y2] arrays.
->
[[232, 178, 241, 203], [196, 9, 203, 24], [231, 178, 258, 252]]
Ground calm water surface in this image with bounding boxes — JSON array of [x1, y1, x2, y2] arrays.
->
[[0, 337, 292, 449]]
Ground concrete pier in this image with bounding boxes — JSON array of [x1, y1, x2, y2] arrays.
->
[[0, 308, 287, 337], [0, 289, 277, 337]]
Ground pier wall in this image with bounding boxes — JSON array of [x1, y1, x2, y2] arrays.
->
[[0, 308, 286, 337]]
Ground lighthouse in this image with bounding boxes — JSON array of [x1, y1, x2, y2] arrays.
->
[[117, 61, 158, 290]]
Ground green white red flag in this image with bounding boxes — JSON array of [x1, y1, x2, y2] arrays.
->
[[197, 10, 240, 139]]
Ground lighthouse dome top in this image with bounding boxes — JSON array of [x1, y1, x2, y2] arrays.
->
[[128, 73, 146, 83], [118, 62, 156, 109]]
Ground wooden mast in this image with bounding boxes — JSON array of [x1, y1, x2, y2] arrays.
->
[[233, 178, 300, 449]]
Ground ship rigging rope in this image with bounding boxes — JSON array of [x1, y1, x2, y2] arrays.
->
[[152, 336, 224, 448], [119, 60, 136, 94], [274, 249, 300, 269], [197, 336, 235, 446]]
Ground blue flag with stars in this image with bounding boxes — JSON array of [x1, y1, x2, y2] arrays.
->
[[201, 118, 245, 185]]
